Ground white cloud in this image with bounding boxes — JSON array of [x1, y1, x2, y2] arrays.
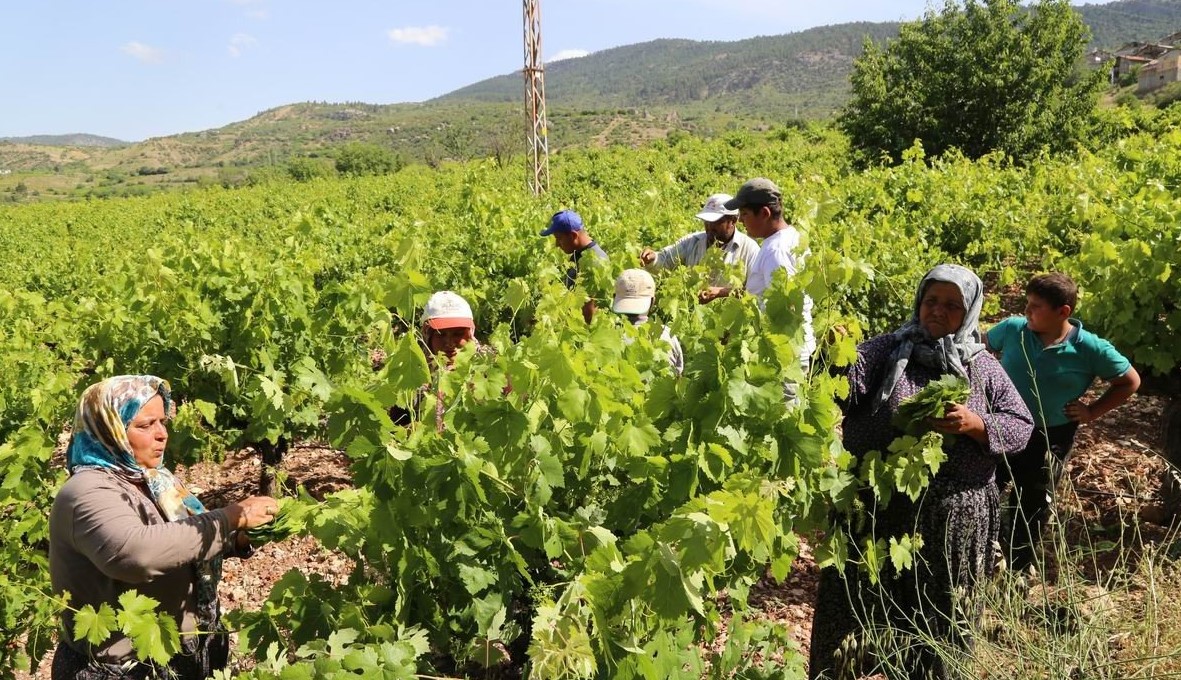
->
[[226, 0, 268, 19], [228, 33, 257, 58], [120, 41, 164, 64], [549, 49, 589, 63], [387, 25, 449, 47]]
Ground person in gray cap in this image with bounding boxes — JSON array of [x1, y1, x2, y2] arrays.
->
[[703, 177, 815, 361], [639, 193, 760, 279]]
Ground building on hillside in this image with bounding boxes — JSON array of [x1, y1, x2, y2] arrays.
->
[[1085, 49, 1115, 82], [1138, 48, 1181, 93], [1112, 43, 1174, 83], [1157, 30, 1181, 47], [1086, 49, 1114, 67], [1115, 54, 1155, 82]]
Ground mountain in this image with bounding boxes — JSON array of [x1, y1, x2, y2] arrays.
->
[[437, 0, 1181, 112], [1077, 0, 1181, 48], [0, 134, 127, 148], [438, 23, 899, 118]]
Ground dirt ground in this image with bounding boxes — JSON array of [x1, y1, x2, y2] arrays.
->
[[17, 389, 1177, 679]]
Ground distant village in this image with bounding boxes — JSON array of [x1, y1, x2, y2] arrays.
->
[[1089, 30, 1181, 93]]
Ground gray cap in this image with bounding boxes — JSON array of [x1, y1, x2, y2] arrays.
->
[[723, 178, 781, 210]]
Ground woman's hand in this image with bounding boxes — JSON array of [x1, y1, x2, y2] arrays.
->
[[227, 495, 279, 530], [928, 404, 987, 444]]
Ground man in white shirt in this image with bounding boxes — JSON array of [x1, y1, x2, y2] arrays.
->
[[639, 193, 760, 281], [704, 178, 815, 362]]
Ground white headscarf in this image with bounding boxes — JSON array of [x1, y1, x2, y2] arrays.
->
[[872, 264, 987, 412]]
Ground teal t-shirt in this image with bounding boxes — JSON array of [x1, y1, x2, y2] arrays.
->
[[986, 316, 1131, 429]]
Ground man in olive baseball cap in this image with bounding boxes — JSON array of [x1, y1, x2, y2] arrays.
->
[[723, 177, 782, 211], [710, 176, 814, 363]]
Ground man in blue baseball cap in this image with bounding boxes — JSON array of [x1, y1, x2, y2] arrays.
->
[[540, 209, 608, 323], [540, 209, 608, 290]]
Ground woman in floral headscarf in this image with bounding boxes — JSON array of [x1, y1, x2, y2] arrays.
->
[[808, 265, 1034, 680], [49, 375, 277, 680]]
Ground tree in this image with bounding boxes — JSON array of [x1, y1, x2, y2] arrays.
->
[[334, 142, 402, 176], [841, 0, 1106, 164], [286, 156, 336, 182]]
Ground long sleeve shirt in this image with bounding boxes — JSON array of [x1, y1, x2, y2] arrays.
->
[[49, 468, 241, 663], [648, 231, 760, 274]]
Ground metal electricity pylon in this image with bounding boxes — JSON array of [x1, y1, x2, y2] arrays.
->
[[523, 0, 550, 195]]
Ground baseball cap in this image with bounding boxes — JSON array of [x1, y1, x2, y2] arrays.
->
[[695, 193, 740, 222], [539, 209, 584, 236], [422, 291, 474, 330], [612, 269, 656, 315], [723, 178, 782, 210]]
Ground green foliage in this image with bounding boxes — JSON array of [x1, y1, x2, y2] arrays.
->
[[3, 119, 1181, 676], [1149, 81, 1181, 110], [286, 157, 335, 182], [72, 592, 182, 667], [226, 626, 430, 679], [334, 143, 402, 177], [1061, 132, 1181, 375], [841, 0, 1106, 163]]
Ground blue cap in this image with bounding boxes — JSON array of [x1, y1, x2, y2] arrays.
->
[[540, 209, 584, 236]]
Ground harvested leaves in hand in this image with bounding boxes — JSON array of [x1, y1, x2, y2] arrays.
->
[[246, 497, 312, 545], [892, 374, 970, 435]]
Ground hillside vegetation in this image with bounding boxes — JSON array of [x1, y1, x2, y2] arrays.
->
[[3, 104, 1181, 678], [0, 134, 127, 148]]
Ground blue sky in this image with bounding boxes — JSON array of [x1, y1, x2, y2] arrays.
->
[[0, 0, 1089, 141]]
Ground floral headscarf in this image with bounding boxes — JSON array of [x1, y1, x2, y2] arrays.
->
[[872, 264, 988, 411], [66, 375, 222, 636]]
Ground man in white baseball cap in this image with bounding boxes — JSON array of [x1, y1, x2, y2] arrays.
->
[[421, 290, 477, 363], [612, 269, 684, 375], [390, 290, 498, 429], [639, 193, 760, 281]]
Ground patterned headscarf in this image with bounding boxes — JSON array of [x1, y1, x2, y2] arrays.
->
[[872, 264, 987, 411], [66, 375, 222, 634]]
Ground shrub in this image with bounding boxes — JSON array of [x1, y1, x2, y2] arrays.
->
[[286, 157, 335, 182], [334, 143, 402, 177]]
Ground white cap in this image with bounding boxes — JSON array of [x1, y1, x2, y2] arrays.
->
[[612, 269, 656, 315], [695, 193, 740, 222], [422, 291, 474, 330]]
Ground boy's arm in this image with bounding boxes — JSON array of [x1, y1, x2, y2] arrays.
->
[[1065, 366, 1141, 424], [983, 317, 1013, 358]]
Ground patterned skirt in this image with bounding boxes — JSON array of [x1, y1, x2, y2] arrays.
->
[[808, 478, 999, 680]]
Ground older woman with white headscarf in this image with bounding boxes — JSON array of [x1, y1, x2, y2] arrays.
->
[[809, 265, 1034, 680], [49, 375, 277, 680]]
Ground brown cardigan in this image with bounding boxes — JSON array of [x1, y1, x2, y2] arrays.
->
[[49, 467, 242, 663]]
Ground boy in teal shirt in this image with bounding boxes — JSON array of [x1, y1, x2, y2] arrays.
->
[[987, 273, 1140, 572]]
